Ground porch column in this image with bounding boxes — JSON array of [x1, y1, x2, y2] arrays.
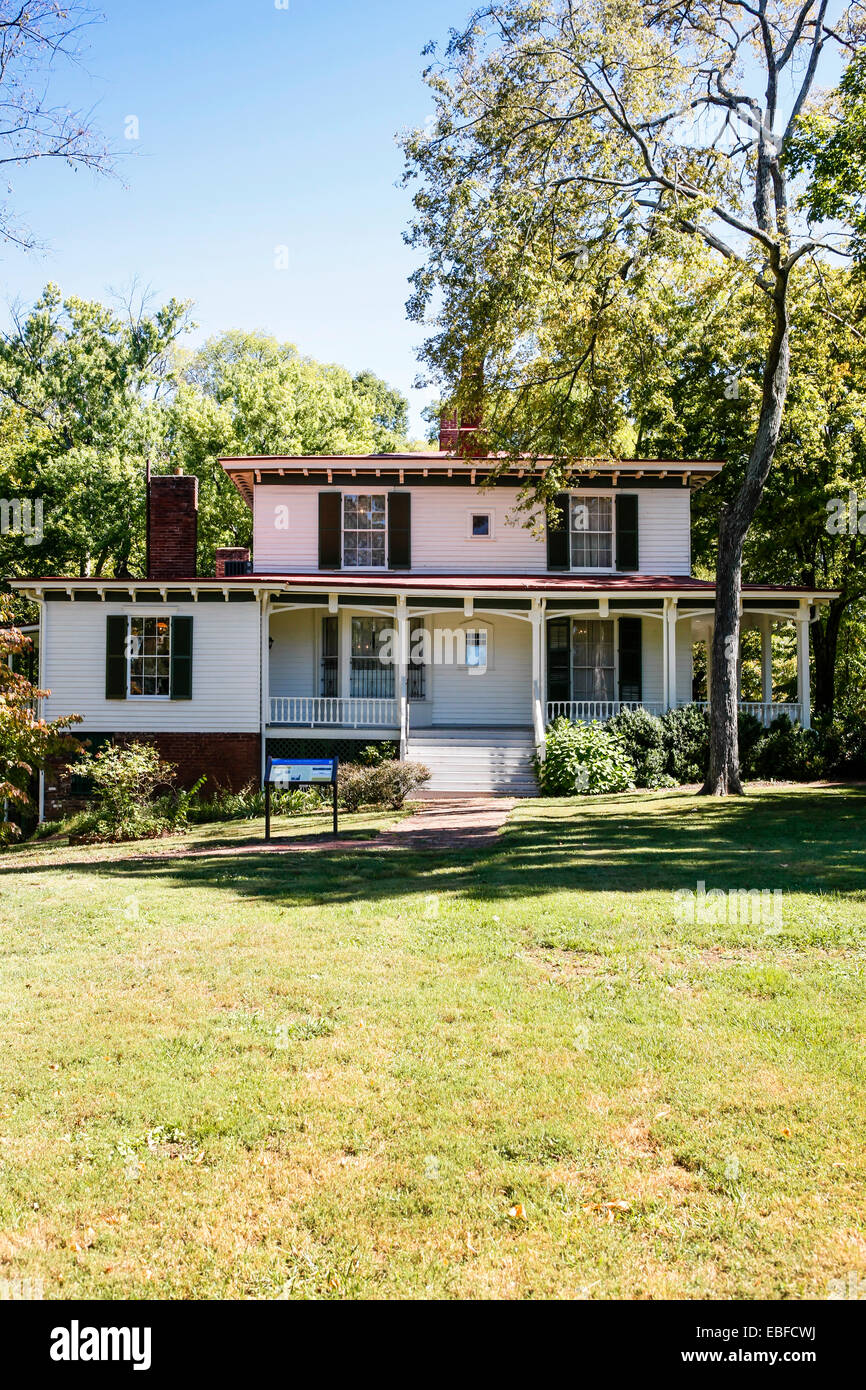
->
[[663, 598, 677, 711], [796, 601, 811, 730], [260, 593, 271, 785], [396, 595, 409, 759], [760, 614, 773, 706], [531, 598, 545, 756]]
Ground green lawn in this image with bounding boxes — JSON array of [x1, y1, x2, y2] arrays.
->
[[1, 786, 864, 1300]]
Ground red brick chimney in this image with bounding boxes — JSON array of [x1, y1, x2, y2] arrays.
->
[[215, 547, 250, 577], [439, 357, 485, 457], [147, 471, 198, 579]]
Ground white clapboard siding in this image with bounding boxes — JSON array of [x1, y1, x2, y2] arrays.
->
[[253, 485, 693, 575], [269, 607, 316, 698], [426, 613, 533, 725], [41, 600, 261, 733]]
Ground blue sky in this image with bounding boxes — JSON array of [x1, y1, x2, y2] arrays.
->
[[0, 0, 463, 436]]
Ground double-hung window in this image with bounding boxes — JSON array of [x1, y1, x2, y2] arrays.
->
[[571, 496, 613, 569], [350, 617, 394, 698], [128, 616, 171, 697], [572, 620, 615, 700], [343, 494, 387, 568]]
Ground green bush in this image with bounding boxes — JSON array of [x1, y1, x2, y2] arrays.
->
[[815, 711, 866, 778], [536, 718, 635, 796], [607, 707, 674, 788], [337, 760, 430, 811], [662, 704, 710, 783], [185, 781, 323, 823], [354, 742, 399, 767], [67, 742, 182, 843], [750, 715, 823, 781]]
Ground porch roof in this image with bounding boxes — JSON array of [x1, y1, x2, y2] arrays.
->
[[12, 573, 838, 602]]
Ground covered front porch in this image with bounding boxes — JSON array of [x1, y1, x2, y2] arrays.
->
[[261, 587, 818, 758]]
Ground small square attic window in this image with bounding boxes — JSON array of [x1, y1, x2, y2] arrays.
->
[[468, 511, 493, 538]]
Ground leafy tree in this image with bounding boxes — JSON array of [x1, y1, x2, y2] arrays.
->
[[0, 285, 191, 580], [0, 595, 81, 840], [633, 264, 866, 716], [786, 50, 866, 260], [160, 331, 411, 570], [402, 0, 861, 794]]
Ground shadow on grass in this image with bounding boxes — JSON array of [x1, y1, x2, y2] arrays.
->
[[4, 787, 865, 910]]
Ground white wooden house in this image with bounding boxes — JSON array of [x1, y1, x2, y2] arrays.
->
[[14, 447, 833, 808]]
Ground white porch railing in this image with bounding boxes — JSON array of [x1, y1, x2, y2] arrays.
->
[[269, 697, 400, 728], [547, 700, 804, 727], [692, 701, 802, 727], [547, 700, 667, 723]]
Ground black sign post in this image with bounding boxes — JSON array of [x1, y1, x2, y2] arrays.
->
[[264, 757, 339, 842]]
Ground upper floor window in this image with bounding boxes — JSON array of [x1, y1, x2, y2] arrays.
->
[[571, 496, 613, 569], [128, 615, 171, 697], [344, 494, 386, 568], [467, 510, 493, 539]]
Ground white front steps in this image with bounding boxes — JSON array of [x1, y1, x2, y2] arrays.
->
[[406, 727, 539, 795]]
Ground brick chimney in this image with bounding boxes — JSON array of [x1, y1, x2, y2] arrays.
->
[[215, 547, 251, 577], [439, 356, 485, 457], [147, 471, 198, 579]]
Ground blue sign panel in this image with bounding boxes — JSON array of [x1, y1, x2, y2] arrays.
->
[[264, 757, 339, 840], [267, 759, 336, 786]]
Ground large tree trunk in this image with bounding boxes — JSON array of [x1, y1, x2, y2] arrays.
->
[[812, 598, 845, 717], [702, 268, 792, 795]]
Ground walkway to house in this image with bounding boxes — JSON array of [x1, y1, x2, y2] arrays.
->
[[21, 796, 519, 868], [376, 796, 516, 851]]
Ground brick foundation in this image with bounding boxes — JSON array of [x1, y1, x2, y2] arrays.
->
[[44, 732, 261, 820]]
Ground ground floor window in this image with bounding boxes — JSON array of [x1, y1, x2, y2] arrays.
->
[[408, 618, 426, 699], [464, 628, 488, 674], [128, 616, 171, 697], [571, 619, 615, 700], [351, 617, 394, 698], [321, 616, 338, 697]]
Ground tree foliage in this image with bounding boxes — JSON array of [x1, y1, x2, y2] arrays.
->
[[0, 595, 81, 839], [402, 0, 863, 792]]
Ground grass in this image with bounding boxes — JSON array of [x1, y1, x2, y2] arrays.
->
[[0, 785, 864, 1300]]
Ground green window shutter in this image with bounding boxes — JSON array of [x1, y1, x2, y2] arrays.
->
[[618, 617, 642, 702], [546, 618, 571, 702], [615, 493, 639, 571], [546, 493, 571, 571], [388, 492, 411, 570], [318, 492, 342, 569], [105, 615, 128, 700], [170, 616, 193, 700]]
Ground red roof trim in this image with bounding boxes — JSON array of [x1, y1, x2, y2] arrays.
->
[[11, 573, 837, 596]]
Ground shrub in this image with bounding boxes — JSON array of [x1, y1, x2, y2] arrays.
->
[[337, 760, 430, 810], [185, 781, 322, 824], [815, 711, 866, 778], [354, 742, 399, 767], [736, 711, 766, 779], [67, 742, 180, 843], [662, 704, 710, 784], [607, 707, 674, 788], [536, 718, 635, 796], [750, 715, 823, 781]]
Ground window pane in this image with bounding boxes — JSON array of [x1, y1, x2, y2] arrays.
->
[[571, 496, 613, 568], [572, 619, 614, 700], [472, 513, 490, 537], [343, 493, 387, 567], [127, 615, 171, 696]]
